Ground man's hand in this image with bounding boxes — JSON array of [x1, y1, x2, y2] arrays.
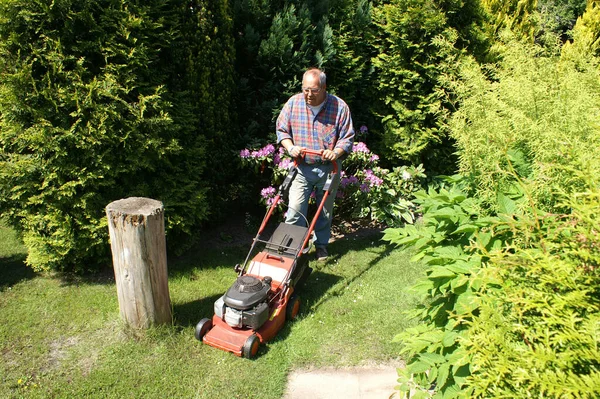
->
[[322, 149, 342, 161], [287, 145, 302, 158]]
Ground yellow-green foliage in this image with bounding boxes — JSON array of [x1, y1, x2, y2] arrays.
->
[[464, 177, 600, 398], [450, 36, 600, 213], [0, 0, 235, 272], [480, 0, 538, 39], [389, 34, 600, 398], [562, 0, 600, 59]]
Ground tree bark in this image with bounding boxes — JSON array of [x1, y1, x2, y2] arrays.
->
[[106, 197, 172, 328]]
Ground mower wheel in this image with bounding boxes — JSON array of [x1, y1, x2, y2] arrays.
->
[[194, 318, 212, 342], [242, 334, 260, 359], [286, 295, 301, 320]]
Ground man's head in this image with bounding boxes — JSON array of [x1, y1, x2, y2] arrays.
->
[[302, 68, 327, 106]]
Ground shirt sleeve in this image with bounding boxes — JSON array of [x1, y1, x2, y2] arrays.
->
[[276, 99, 293, 144], [335, 103, 355, 154]]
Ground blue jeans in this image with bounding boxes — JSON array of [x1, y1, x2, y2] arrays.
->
[[285, 161, 341, 248]]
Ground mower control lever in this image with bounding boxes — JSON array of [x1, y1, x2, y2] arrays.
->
[[297, 149, 339, 174]]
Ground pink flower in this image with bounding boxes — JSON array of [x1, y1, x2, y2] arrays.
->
[[262, 144, 275, 156], [250, 144, 276, 159], [240, 149, 251, 158], [364, 169, 383, 187], [261, 186, 277, 198], [341, 175, 359, 188], [278, 158, 293, 170], [353, 142, 370, 153], [266, 197, 282, 206]]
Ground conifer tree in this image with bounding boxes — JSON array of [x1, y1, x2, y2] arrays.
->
[[0, 0, 235, 272], [562, 0, 600, 57], [481, 0, 538, 40], [370, 0, 488, 170]]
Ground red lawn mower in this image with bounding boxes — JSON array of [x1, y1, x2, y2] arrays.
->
[[194, 149, 338, 358]]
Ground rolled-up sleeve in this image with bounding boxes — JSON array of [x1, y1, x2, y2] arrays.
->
[[276, 100, 293, 144], [335, 104, 355, 154]]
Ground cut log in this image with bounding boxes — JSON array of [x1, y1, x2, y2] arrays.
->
[[106, 197, 171, 328]]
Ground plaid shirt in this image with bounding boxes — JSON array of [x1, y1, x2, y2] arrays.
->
[[276, 93, 355, 164]]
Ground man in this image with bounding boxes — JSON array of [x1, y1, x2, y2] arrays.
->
[[276, 68, 355, 260]]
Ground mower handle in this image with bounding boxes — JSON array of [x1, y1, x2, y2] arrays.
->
[[295, 148, 339, 174]]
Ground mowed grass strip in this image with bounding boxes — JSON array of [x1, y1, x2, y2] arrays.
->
[[0, 225, 422, 398]]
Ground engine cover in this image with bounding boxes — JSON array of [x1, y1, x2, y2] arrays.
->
[[214, 295, 270, 329], [223, 275, 270, 310]]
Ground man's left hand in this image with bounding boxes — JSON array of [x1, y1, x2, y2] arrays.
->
[[322, 149, 339, 161]]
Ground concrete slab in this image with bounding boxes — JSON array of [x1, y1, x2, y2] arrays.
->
[[284, 364, 402, 399]]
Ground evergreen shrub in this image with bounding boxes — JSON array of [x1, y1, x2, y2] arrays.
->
[[370, 0, 489, 171], [0, 0, 235, 272]]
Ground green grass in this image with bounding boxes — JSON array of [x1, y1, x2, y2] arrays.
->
[[0, 224, 424, 398]]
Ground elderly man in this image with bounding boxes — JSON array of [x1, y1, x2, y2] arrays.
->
[[276, 68, 355, 260]]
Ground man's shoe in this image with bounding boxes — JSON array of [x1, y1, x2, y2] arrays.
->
[[315, 247, 328, 261]]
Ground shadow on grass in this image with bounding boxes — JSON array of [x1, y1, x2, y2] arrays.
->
[[171, 227, 390, 317], [0, 254, 35, 292], [304, 230, 395, 313], [173, 293, 223, 329]]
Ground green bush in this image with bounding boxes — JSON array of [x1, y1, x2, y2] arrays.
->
[[386, 36, 600, 398], [481, 0, 537, 39], [450, 35, 600, 213], [388, 173, 600, 398], [232, 0, 328, 142], [369, 0, 489, 171], [384, 176, 502, 398], [463, 176, 600, 398], [0, 0, 235, 272], [561, 0, 600, 58], [537, 0, 587, 40]]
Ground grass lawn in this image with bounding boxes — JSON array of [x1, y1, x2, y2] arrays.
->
[[0, 222, 423, 398]]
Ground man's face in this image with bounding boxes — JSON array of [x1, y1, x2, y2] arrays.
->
[[302, 73, 326, 106]]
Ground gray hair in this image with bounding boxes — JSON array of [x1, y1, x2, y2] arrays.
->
[[303, 68, 326, 87]]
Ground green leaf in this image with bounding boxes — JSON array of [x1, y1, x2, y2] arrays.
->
[[452, 224, 478, 234], [433, 246, 465, 260], [439, 383, 461, 399], [428, 266, 456, 278], [477, 232, 491, 248], [446, 261, 474, 274], [437, 363, 450, 388], [408, 360, 430, 374], [497, 191, 516, 215], [442, 331, 458, 347], [454, 290, 477, 314], [412, 391, 430, 399], [430, 208, 458, 221], [420, 352, 446, 365]]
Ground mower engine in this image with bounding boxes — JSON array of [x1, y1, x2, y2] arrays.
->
[[214, 275, 272, 329]]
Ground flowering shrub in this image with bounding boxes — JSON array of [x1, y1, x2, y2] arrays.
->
[[338, 142, 426, 226], [239, 138, 426, 227]]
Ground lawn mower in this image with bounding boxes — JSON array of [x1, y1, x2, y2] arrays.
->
[[194, 149, 338, 358]]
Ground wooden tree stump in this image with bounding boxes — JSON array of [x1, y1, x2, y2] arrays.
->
[[106, 197, 172, 328]]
